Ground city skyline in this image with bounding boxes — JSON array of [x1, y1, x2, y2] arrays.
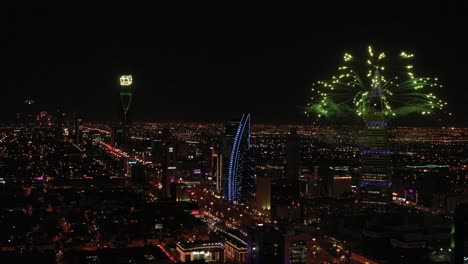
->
[[2, 2, 468, 263], [3, 2, 468, 125]]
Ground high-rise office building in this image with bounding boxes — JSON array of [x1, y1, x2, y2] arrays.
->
[[170, 182, 190, 202], [271, 178, 300, 220], [299, 166, 323, 198], [215, 152, 223, 193], [284, 232, 313, 264], [359, 69, 392, 210], [222, 120, 240, 198], [247, 225, 313, 264], [111, 126, 126, 147], [329, 174, 352, 197], [255, 175, 271, 212], [226, 113, 254, 203], [74, 116, 83, 145], [161, 129, 178, 198], [211, 144, 223, 193], [131, 162, 147, 184], [55, 109, 64, 130], [247, 225, 284, 264]]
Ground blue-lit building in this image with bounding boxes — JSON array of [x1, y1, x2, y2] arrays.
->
[[359, 69, 392, 210], [226, 113, 254, 203]]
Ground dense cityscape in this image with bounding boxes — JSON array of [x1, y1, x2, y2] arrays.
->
[[3, 2, 468, 264], [0, 95, 467, 263]]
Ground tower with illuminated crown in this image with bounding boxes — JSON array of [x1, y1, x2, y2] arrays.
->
[[120, 74, 133, 130], [359, 69, 392, 210], [113, 75, 134, 147]]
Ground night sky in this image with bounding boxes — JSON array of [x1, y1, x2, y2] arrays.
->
[[3, 1, 468, 125]]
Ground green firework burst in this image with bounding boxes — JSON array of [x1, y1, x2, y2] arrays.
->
[[306, 46, 448, 119]]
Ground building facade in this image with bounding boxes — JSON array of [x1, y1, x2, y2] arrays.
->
[[359, 69, 392, 210], [227, 113, 254, 203]]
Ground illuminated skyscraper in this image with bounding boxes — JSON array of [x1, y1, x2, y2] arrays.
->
[[113, 74, 134, 146], [119, 74, 133, 126], [161, 128, 177, 198], [359, 69, 392, 210], [226, 113, 254, 203]]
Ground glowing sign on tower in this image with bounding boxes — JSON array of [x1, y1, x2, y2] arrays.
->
[[120, 75, 133, 86]]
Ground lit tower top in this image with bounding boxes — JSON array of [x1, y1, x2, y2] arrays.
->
[[368, 68, 384, 114], [119, 75, 133, 125]]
